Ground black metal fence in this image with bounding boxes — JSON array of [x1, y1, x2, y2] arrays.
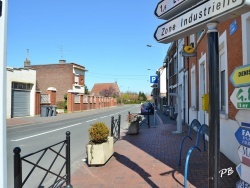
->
[[111, 115, 121, 142], [13, 131, 73, 188]]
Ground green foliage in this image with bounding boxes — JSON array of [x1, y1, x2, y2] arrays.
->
[[56, 101, 65, 109], [88, 122, 110, 144], [84, 86, 89, 95]]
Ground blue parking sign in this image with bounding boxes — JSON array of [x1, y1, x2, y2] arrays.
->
[[150, 75, 158, 83]]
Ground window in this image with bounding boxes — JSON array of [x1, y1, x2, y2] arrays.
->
[[12, 82, 32, 90], [74, 75, 79, 84], [220, 70, 226, 111], [241, 12, 250, 65], [191, 66, 196, 109], [196, 30, 205, 43], [173, 56, 177, 74], [220, 52, 226, 113]]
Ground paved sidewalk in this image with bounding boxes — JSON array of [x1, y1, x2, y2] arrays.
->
[[70, 110, 239, 188]]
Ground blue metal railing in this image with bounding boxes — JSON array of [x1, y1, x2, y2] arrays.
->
[[178, 119, 202, 166], [183, 124, 209, 188]]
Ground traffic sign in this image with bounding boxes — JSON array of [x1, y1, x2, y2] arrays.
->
[[230, 64, 250, 87], [154, 0, 200, 20], [149, 75, 158, 84], [236, 163, 250, 184], [235, 126, 250, 148], [238, 146, 250, 167], [230, 87, 250, 110], [154, 0, 250, 44], [236, 110, 250, 127], [236, 180, 250, 188]]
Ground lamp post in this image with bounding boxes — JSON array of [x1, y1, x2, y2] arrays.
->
[[0, 0, 8, 187], [146, 44, 165, 59]]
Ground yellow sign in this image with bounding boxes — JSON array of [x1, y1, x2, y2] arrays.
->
[[230, 64, 250, 87], [183, 45, 195, 54]]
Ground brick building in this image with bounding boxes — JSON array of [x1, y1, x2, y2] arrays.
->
[[25, 60, 86, 103], [162, 11, 250, 165]]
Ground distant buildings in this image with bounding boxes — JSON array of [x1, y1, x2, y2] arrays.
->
[[25, 59, 86, 102]]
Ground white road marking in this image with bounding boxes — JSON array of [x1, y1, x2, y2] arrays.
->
[[85, 119, 97, 122], [11, 123, 81, 141], [11, 105, 139, 142]]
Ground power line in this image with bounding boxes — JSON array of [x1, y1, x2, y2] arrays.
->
[[87, 71, 147, 77]]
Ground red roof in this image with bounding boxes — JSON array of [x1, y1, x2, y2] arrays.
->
[[90, 83, 120, 97]]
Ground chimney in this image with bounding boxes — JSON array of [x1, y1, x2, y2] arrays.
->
[[24, 58, 31, 67], [59, 60, 66, 64]]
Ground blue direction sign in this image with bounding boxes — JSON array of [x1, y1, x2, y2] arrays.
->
[[235, 126, 250, 148], [236, 163, 250, 184], [149, 75, 158, 84], [236, 180, 250, 188]]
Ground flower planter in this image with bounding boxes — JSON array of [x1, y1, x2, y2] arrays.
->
[[86, 136, 114, 166]]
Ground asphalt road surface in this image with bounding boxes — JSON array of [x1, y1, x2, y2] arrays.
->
[[7, 104, 141, 188]]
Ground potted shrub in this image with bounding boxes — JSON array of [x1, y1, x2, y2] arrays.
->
[[86, 122, 114, 166]]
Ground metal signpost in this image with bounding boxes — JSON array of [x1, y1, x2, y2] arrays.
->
[[230, 66, 250, 187], [0, 0, 7, 187], [153, 0, 250, 187]]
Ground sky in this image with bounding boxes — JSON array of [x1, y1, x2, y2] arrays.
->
[[7, 0, 170, 95]]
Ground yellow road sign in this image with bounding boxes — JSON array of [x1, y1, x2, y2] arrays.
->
[[230, 64, 250, 87]]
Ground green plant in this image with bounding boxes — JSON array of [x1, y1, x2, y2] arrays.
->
[[56, 101, 65, 109], [88, 122, 110, 144]]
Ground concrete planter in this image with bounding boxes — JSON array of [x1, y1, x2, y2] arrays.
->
[[86, 136, 114, 166], [127, 116, 142, 135]]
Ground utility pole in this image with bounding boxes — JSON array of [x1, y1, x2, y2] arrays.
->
[[0, 0, 8, 187]]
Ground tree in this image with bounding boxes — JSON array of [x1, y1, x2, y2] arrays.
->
[[84, 86, 89, 95], [99, 86, 119, 98]]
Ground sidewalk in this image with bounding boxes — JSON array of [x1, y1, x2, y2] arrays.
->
[[70, 110, 239, 188]]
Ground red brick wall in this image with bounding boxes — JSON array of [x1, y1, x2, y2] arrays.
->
[[189, 16, 242, 120], [28, 64, 74, 102], [218, 16, 242, 120]]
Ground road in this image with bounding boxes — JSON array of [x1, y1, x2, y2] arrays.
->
[[7, 104, 141, 188]]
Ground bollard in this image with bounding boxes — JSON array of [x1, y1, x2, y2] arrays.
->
[[147, 109, 150, 128], [111, 116, 114, 137], [65, 131, 73, 188], [118, 114, 121, 139], [13, 147, 22, 188]]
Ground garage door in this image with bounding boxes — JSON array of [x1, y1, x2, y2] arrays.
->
[[12, 90, 30, 117]]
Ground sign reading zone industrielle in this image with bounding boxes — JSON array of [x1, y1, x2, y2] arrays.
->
[[154, 0, 250, 44]]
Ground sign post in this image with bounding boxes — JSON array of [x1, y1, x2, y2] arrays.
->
[[206, 23, 220, 188], [0, 0, 7, 187]]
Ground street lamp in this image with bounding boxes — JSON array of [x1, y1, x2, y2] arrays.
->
[[146, 44, 165, 59]]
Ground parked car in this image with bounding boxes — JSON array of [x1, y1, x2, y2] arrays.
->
[[141, 102, 154, 115]]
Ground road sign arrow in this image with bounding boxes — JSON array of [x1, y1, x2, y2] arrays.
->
[[236, 163, 250, 184], [235, 126, 250, 148], [230, 87, 250, 110], [154, 0, 250, 44], [236, 110, 250, 127], [230, 64, 250, 87], [238, 146, 250, 167], [154, 0, 200, 20], [236, 180, 250, 188]]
